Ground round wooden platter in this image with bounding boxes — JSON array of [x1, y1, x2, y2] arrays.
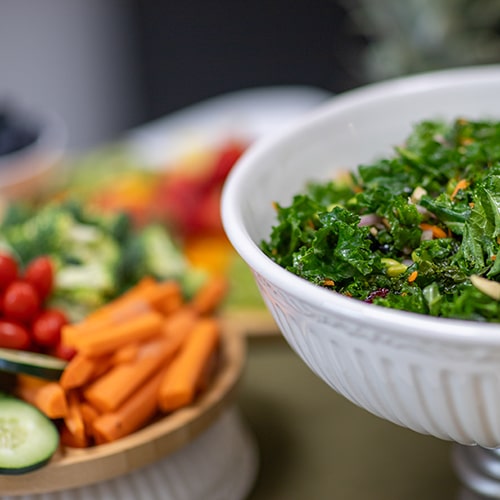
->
[[0, 325, 247, 496]]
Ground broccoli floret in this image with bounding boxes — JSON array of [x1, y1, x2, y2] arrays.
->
[[0, 201, 35, 228], [0, 198, 207, 319], [118, 223, 207, 295], [64, 222, 121, 268], [181, 266, 210, 299], [119, 224, 186, 283], [140, 224, 187, 278], [56, 262, 117, 292], [62, 199, 132, 244], [51, 262, 116, 321], [0, 200, 124, 318], [0, 204, 74, 265], [0, 202, 123, 271], [101, 212, 132, 244], [49, 215, 123, 319], [48, 294, 104, 323]]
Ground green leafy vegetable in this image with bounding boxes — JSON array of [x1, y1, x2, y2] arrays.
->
[[262, 118, 500, 322]]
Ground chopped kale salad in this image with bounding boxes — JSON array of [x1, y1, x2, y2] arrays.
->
[[261, 118, 500, 322]]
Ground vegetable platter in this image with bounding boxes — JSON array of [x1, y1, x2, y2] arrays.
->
[[0, 317, 247, 496], [0, 190, 245, 475], [0, 87, 329, 495], [0, 194, 251, 496], [61, 86, 333, 337]]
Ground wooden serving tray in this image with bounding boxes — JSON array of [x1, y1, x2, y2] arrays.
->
[[0, 324, 246, 496]]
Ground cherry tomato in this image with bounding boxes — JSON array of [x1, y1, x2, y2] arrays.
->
[[0, 320, 31, 349], [196, 188, 224, 234], [0, 254, 18, 290], [31, 309, 68, 347], [52, 342, 77, 361], [208, 141, 246, 186], [23, 256, 54, 300], [2, 281, 40, 323]]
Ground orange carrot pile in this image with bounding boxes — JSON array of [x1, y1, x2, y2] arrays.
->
[[14, 276, 227, 448]]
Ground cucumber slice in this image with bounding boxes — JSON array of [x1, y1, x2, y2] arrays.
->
[[0, 396, 60, 474], [0, 348, 67, 381]]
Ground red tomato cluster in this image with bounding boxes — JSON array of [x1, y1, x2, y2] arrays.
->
[[0, 254, 75, 360]]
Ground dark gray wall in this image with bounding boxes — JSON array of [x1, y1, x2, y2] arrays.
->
[[131, 0, 365, 120]]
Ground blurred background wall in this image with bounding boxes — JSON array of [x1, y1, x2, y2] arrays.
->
[[1, 0, 500, 152], [0, 0, 142, 151], [129, 0, 362, 120], [0, 0, 363, 152]]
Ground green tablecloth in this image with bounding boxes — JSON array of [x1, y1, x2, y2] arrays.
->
[[237, 336, 461, 500]]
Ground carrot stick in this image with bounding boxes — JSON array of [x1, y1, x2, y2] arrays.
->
[[69, 310, 164, 357], [15, 375, 68, 419], [79, 401, 100, 429], [144, 280, 184, 311], [158, 318, 220, 412], [78, 401, 101, 444], [86, 279, 182, 323], [59, 352, 110, 390], [84, 297, 153, 325], [60, 422, 89, 448], [196, 350, 219, 393], [84, 335, 184, 413], [92, 368, 166, 444], [419, 223, 448, 239], [63, 392, 87, 447], [61, 324, 88, 348], [92, 356, 113, 379], [161, 307, 197, 339], [110, 342, 139, 365], [157, 286, 184, 316], [84, 308, 197, 412], [84, 276, 157, 323], [62, 279, 182, 347], [94, 280, 182, 318], [61, 300, 153, 346], [190, 275, 228, 315]]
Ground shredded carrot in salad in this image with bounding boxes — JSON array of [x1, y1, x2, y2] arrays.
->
[[408, 271, 418, 283], [450, 179, 469, 200], [419, 223, 448, 239]]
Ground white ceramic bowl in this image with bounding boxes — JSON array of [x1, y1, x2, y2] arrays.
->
[[222, 65, 500, 449], [0, 103, 66, 200]]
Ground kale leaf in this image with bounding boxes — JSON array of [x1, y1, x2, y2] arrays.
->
[[262, 118, 500, 322]]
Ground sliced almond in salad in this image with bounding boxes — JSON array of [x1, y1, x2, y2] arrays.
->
[[470, 275, 500, 301]]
